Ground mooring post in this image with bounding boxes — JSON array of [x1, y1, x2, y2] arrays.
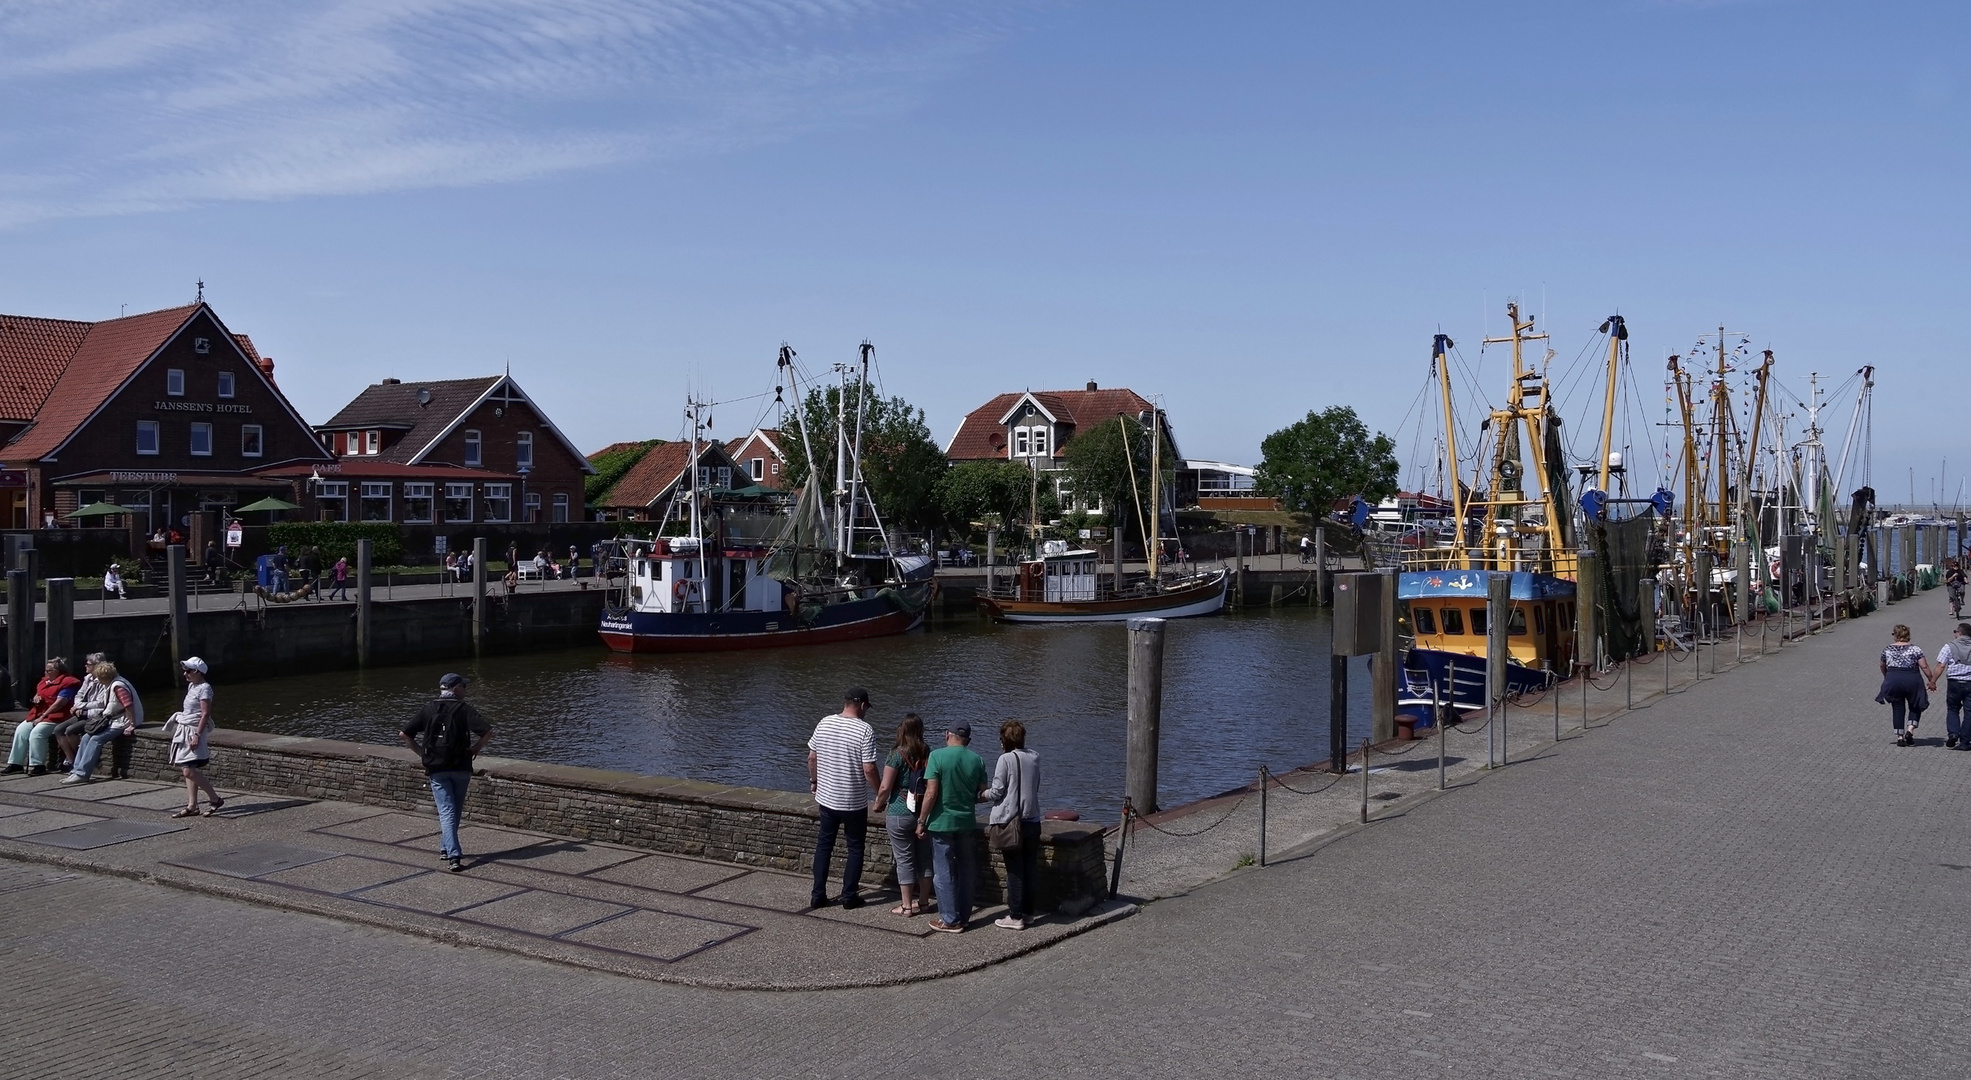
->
[[1330, 652, 1349, 774], [1126, 616, 1166, 815], [5, 569, 28, 707], [472, 537, 487, 657], [1434, 674, 1446, 790], [1359, 737, 1370, 823], [1905, 527, 1917, 587], [1486, 571, 1511, 767], [44, 577, 73, 666], [989, 528, 1000, 597], [1550, 663, 1561, 741], [1733, 541, 1751, 628], [1234, 528, 1245, 610], [1372, 568, 1397, 744], [1257, 766, 1267, 867], [356, 538, 373, 667], [168, 544, 188, 670], [1313, 526, 1328, 605]]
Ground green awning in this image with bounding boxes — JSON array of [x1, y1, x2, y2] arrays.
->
[[65, 501, 136, 518], [234, 496, 303, 513]]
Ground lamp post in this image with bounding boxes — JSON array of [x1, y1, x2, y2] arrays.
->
[[518, 465, 532, 524]]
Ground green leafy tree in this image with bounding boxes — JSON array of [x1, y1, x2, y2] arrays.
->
[[1060, 414, 1175, 547], [1254, 405, 1400, 514], [780, 380, 948, 530], [936, 460, 1037, 529], [586, 440, 660, 505]]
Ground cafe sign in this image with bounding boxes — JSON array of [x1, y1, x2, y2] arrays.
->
[[111, 471, 178, 483]]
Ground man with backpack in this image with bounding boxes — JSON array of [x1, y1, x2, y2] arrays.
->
[[399, 673, 493, 871], [1929, 624, 1971, 750]]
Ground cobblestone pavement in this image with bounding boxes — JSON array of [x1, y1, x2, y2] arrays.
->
[[8, 604, 1970, 1078]]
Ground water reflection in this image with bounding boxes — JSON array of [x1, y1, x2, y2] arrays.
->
[[180, 608, 1376, 823]]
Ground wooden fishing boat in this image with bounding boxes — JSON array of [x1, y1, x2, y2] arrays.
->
[[974, 546, 1227, 622]]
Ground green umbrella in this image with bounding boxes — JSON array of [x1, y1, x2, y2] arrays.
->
[[234, 496, 303, 513], [65, 501, 136, 518]]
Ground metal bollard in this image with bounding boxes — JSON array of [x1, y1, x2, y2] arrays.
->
[[1258, 766, 1268, 868], [1551, 664, 1561, 741], [1626, 655, 1633, 711], [1435, 677, 1446, 791], [1360, 738, 1371, 823]]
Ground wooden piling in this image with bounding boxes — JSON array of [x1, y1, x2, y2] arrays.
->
[[472, 537, 487, 657], [1126, 617, 1166, 815], [44, 577, 73, 665], [356, 538, 373, 667], [1638, 577, 1658, 655], [168, 544, 188, 669], [1733, 541, 1751, 625], [5, 569, 27, 706], [1314, 526, 1328, 605], [1575, 549, 1601, 669], [1486, 571, 1512, 767]]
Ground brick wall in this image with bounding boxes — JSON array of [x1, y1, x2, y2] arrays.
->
[[123, 727, 1110, 912]]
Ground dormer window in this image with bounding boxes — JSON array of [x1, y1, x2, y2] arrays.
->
[[365, 430, 380, 455], [464, 429, 481, 467]]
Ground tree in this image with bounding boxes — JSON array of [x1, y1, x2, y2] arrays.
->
[[1060, 413, 1175, 547], [779, 379, 948, 531], [1254, 405, 1400, 515], [936, 460, 1036, 530]]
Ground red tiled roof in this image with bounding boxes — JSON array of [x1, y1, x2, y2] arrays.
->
[[597, 441, 741, 508], [254, 461, 522, 481], [0, 314, 92, 421], [944, 387, 1154, 461], [319, 377, 502, 464], [2, 305, 201, 463]]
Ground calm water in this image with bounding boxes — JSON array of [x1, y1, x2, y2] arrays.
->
[[172, 608, 1376, 823]]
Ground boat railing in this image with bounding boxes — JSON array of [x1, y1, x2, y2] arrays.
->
[[1397, 548, 1581, 578], [979, 574, 1208, 603]]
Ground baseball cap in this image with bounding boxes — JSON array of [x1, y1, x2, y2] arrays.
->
[[843, 686, 870, 706], [180, 657, 208, 674], [946, 722, 971, 741], [439, 673, 470, 690]]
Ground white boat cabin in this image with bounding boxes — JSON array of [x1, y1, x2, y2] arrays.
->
[[626, 538, 783, 614], [1024, 546, 1101, 602]]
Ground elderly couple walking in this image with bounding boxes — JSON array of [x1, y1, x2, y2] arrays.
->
[[806, 687, 1043, 933]]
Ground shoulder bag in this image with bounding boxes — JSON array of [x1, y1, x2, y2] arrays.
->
[[986, 752, 1024, 852]]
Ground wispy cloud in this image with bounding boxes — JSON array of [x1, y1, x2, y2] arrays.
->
[[0, 0, 1019, 227]]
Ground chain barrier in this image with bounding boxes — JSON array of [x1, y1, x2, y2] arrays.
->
[[1450, 712, 1493, 734], [1267, 768, 1345, 796], [1367, 735, 1430, 756], [1627, 649, 1659, 665], [1587, 664, 1623, 691], [1129, 793, 1251, 838], [1506, 686, 1549, 708]]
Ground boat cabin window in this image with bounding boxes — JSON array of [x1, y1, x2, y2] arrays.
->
[[1533, 606, 1546, 635], [1439, 607, 1464, 635], [1469, 608, 1487, 636], [1413, 607, 1436, 634], [1507, 607, 1528, 636], [1558, 604, 1574, 629]]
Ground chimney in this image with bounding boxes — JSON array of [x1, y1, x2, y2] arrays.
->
[[257, 356, 276, 385], [1086, 380, 1098, 391], [380, 377, 401, 385]]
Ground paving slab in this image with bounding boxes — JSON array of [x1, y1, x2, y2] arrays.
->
[[23, 818, 185, 850], [450, 888, 632, 936], [558, 908, 752, 961], [0, 809, 102, 837], [581, 852, 750, 893], [169, 841, 340, 878]]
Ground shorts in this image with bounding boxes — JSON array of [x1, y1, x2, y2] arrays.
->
[[174, 758, 211, 771]]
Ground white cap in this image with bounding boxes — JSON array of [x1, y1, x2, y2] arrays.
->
[[180, 657, 208, 674]]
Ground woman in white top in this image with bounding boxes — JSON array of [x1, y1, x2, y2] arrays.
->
[[102, 565, 125, 600], [982, 720, 1042, 931], [166, 658, 225, 817]]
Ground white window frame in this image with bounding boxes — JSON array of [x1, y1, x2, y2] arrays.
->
[[483, 482, 512, 523], [166, 368, 185, 396], [189, 422, 213, 457], [359, 482, 392, 522], [240, 424, 263, 458], [443, 483, 474, 524], [463, 429, 481, 467], [365, 430, 380, 455], [516, 431, 533, 470], [523, 491, 542, 523], [316, 481, 349, 523], [136, 421, 159, 455], [1032, 425, 1050, 457], [1013, 428, 1030, 457], [217, 371, 235, 399], [402, 482, 434, 524], [551, 492, 570, 523], [750, 457, 764, 481]]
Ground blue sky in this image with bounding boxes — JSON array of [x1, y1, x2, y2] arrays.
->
[[2, 1, 1963, 504]]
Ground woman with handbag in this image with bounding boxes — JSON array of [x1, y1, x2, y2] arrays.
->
[[983, 720, 1042, 931], [871, 713, 935, 916], [1879, 624, 1930, 746]]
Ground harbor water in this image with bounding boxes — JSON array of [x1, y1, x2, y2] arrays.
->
[[184, 608, 1376, 823]]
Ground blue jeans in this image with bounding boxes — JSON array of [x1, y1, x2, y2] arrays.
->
[[811, 805, 867, 905], [1949, 681, 1971, 743], [427, 771, 471, 859], [70, 727, 124, 779], [929, 830, 978, 928]]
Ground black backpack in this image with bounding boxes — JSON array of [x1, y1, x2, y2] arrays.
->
[[419, 699, 471, 768]]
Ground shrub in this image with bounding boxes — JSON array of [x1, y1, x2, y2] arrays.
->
[[267, 522, 404, 565]]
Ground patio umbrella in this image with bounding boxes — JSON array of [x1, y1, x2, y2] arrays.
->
[[233, 496, 303, 513], [65, 501, 136, 518]]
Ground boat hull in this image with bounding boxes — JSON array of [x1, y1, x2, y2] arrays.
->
[[1394, 646, 1559, 727], [974, 572, 1228, 623], [599, 585, 930, 653]]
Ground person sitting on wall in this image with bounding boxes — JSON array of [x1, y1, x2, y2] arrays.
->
[[4, 658, 80, 776], [503, 567, 518, 597], [103, 564, 127, 600]]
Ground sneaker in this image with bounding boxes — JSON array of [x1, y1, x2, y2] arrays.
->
[[994, 916, 1027, 931], [59, 774, 88, 785], [927, 919, 965, 933], [447, 857, 464, 873]]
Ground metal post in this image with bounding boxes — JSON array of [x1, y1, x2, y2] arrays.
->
[[1314, 526, 1329, 605], [6, 568, 29, 707], [1126, 617, 1166, 815], [1486, 572, 1510, 767], [988, 528, 1000, 598], [472, 537, 487, 657], [1329, 653, 1348, 774], [1551, 664, 1561, 741], [168, 544, 188, 670], [1359, 738, 1370, 823], [1371, 568, 1397, 744], [356, 538, 373, 667], [1234, 528, 1245, 610], [1435, 676, 1446, 791], [1257, 766, 1267, 867], [44, 578, 73, 666]]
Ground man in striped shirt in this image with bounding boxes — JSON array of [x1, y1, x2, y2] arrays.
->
[[807, 686, 880, 909]]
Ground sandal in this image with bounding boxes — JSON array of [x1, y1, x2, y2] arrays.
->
[[170, 806, 199, 818], [202, 799, 226, 817], [891, 903, 920, 917]]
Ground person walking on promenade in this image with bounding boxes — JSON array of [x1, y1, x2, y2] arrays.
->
[[917, 722, 988, 933], [982, 720, 1042, 931], [271, 546, 290, 594], [1929, 622, 1971, 750], [398, 673, 493, 872], [165, 658, 224, 817], [1946, 559, 1966, 621], [5, 658, 80, 776], [870, 713, 934, 917], [327, 556, 351, 601], [567, 545, 580, 579], [1879, 624, 1930, 746], [807, 687, 879, 909], [66, 659, 142, 783], [102, 564, 126, 600], [1299, 534, 1312, 564], [54, 652, 109, 771]]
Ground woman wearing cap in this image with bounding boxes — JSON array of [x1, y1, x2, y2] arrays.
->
[[982, 720, 1042, 930], [166, 658, 224, 816]]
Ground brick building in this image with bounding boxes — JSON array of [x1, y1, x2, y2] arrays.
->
[[0, 302, 331, 535], [942, 382, 1174, 515], [590, 440, 746, 521], [302, 376, 592, 524], [724, 428, 790, 489]]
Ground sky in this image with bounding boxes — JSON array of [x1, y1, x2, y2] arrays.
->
[[1, 1, 1964, 505]]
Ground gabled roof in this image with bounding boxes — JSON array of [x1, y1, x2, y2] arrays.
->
[[597, 440, 741, 508], [1, 305, 202, 463], [320, 375, 593, 473], [945, 386, 1156, 461], [724, 428, 785, 459], [0, 314, 92, 421]]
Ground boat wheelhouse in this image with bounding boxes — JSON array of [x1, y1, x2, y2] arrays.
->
[[975, 543, 1228, 622], [1396, 569, 1576, 724]]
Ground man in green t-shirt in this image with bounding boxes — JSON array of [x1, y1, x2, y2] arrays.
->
[[916, 722, 988, 932]]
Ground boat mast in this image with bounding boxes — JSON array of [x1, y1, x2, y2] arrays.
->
[[833, 362, 849, 568], [849, 342, 874, 556], [1148, 404, 1161, 584], [689, 397, 706, 608], [1801, 372, 1825, 536], [1595, 316, 1627, 495], [1431, 333, 1468, 568], [1478, 302, 1556, 572], [1667, 355, 1701, 564], [1740, 349, 1774, 548]]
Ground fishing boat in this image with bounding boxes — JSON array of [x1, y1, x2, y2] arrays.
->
[[975, 402, 1229, 623], [598, 344, 936, 652]]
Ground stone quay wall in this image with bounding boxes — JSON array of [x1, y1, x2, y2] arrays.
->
[[123, 727, 1109, 912]]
